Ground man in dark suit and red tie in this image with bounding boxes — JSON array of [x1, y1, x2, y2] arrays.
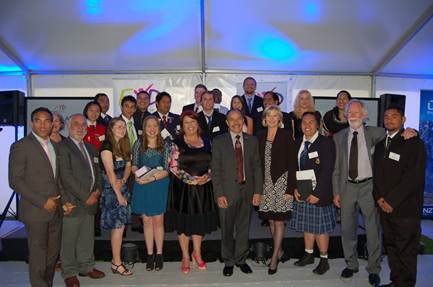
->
[[373, 107, 426, 287], [9, 107, 75, 287], [152, 91, 180, 142], [212, 109, 263, 277]]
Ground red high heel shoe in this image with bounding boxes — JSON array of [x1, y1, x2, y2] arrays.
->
[[181, 257, 190, 274], [191, 251, 207, 270]]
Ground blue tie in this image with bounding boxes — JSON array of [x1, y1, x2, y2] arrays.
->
[[247, 97, 253, 112], [207, 115, 212, 129], [300, 141, 311, 170]]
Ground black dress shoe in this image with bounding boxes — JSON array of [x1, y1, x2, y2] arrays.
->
[[155, 254, 163, 271], [146, 254, 155, 271], [368, 273, 380, 286], [341, 268, 359, 278], [268, 267, 277, 275], [223, 266, 234, 276], [312, 258, 329, 275], [236, 263, 253, 274], [294, 252, 314, 266]]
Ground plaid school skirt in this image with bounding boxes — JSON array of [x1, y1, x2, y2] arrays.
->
[[288, 201, 336, 234]]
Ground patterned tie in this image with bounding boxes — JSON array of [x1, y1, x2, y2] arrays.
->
[[162, 115, 167, 128], [79, 141, 95, 189], [127, 121, 137, 145], [235, 135, 244, 183], [349, 131, 358, 180], [300, 141, 311, 170]]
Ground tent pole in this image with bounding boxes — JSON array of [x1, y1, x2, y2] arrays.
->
[[199, 0, 206, 76]]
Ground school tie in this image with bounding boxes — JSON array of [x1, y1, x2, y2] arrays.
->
[[235, 135, 244, 183], [300, 141, 311, 170], [207, 115, 212, 130], [247, 97, 253, 113], [127, 121, 137, 145], [349, 131, 358, 180]]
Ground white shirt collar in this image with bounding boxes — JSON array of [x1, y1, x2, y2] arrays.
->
[[157, 111, 168, 119], [87, 119, 96, 126], [387, 130, 400, 139], [203, 109, 214, 117], [121, 114, 134, 124], [32, 131, 51, 144], [101, 113, 107, 118], [302, 131, 319, 145]]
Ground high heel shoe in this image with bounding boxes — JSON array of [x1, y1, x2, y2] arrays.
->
[[111, 261, 133, 276], [191, 251, 207, 270], [146, 254, 155, 271], [268, 258, 279, 275], [181, 257, 190, 274], [155, 254, 163, 271]]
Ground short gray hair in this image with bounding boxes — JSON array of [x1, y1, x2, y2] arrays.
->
[[262, 105, 284, 128], [344, 99, 368, 119], [67, 113, 87, 129]]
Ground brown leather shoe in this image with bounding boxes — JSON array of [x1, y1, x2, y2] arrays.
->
[[78, 268, 105, 279], [64, 276, 80, 287]]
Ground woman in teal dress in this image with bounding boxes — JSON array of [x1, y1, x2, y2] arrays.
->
[[131, 115, 170, 271], [100, 117, 133, 276]]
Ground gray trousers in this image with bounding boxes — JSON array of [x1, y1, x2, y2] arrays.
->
[[340, 180, 381, 274], [61, 214, 95, 279], [218, 187, 252, 267], [25, 217, 62, 287]]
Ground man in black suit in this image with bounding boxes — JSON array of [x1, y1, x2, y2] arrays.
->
[[9, 107, 75, 287], [95, 93, 112, 127], [212, 109, 263, 277], [241, 77, 263, 120], [133, 91, 151, 134], [373, 107, 426, 287], [254, 91, 293, 136], [182, 84, 207, 113], [152, 91, 180, 141], [59, 114, 105, 286], [198, 91, 228, 140]]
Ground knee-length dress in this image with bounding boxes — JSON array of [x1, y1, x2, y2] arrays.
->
[[258, 140, 293, 220], [99, 141, 131, 230], [131, 141, 170, 216], [165, 136, 218, 236]]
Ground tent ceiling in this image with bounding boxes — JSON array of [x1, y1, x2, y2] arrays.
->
[[0, 0, 432, 76]]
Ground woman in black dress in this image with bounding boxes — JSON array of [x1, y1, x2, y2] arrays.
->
[[166, 110, 218, 274], [323, 90, 351, 136]]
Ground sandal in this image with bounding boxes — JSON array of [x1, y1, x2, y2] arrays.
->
[[111, 261, 133, 276]]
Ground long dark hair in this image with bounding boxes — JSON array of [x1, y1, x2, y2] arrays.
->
[[139, 115, 165, 154], [106, 117, 131, 161]]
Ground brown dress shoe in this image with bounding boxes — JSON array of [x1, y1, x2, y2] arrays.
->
[[78, 268, 105, 279], [64, 276, 80, 287]]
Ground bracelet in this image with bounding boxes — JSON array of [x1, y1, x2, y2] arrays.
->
[[153, 176, 157, 181]]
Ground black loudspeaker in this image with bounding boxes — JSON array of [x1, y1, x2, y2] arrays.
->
[[379, 94, 406, 127], [0, 90, 25, 125]]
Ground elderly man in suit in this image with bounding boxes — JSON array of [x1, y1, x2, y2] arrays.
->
[[59, 114, 105, 287], [333, 99, 416, 286], [373, 107, 426, 287], [212, 109, 263, 277], [9, 107, 74, 287]]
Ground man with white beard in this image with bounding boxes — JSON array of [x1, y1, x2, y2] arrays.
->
[[332, 99, 416, 286]]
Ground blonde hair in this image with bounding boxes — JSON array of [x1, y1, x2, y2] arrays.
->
[[293, 90, 315, 119], [262, 105, 284, 128]]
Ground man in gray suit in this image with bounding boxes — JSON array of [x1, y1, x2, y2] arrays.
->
[[59, 114, 105, 287], [9, 107, 74, 287], [212, 109, 263, 277], [333, 100, 415, 286]]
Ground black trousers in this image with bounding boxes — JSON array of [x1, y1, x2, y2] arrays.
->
[[381, 214, 420, 287], [25, 217, 62, 287]]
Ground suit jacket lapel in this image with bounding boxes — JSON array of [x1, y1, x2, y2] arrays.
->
[[363, 126, 373, 166], [66, 138, 92, 171]]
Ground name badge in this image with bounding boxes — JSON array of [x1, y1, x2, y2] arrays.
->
[[93, 157, 99, 164], [161, 128, 171, 139], [281, 123, 285, 128], [389, 152, 400, 162], [308, 151, 319, 159], [98, 135, 105, 141], [138, 130, 143, 136], [213, 126, 220, 132], [257, 107, 263, 112]]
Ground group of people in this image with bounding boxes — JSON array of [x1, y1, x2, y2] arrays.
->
[[8, 76, 426, 287]]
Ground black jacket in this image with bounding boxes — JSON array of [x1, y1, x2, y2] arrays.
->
[[241, 95, 263, 120], [373, 130, 426, 218], [198, 110, 228, 140]]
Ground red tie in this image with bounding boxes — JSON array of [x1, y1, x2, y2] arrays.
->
[[162, 115, 167, 127], [235, 135, 244, 183]]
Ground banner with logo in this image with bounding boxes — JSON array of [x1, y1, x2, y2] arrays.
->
[[420, 90, 433, 217], [112, 74, 202, 116]]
